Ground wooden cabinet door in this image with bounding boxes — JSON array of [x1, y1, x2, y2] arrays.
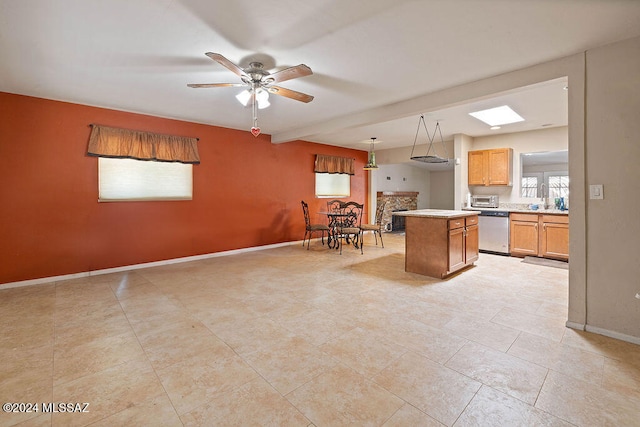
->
[[448, 227, 466, 273], [541, 222, 569, 260], [487, 148, 512, 185], [465, 224, 479, 264], [468, 150, 486, 185], [510, 220, 539, 256]]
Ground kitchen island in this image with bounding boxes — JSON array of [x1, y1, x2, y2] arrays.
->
[[393, 209, 479, 278]]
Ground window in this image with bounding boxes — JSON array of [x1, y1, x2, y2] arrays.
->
[[521, 176, 538, 198], [548, 174, 569, 199], [98, 157, 192, 202], [521, 172, 569, 200], [315, 173, 350, 198]]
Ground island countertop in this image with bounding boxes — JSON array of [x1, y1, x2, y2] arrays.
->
[[392, 209, 478, 219]]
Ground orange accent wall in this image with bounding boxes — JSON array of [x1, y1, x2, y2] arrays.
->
[[0, 92, 368, 284]]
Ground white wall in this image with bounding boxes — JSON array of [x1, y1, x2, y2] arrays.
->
[[376, 163, 431, 209], [583, 36, 640, 340], [455, 133, 474, 209], [430, 170, 455, 209], [376, 141, 455, 210]]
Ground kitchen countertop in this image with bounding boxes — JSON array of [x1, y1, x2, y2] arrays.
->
[[463, 207, 568, 215], [393, 209, 479, 219]]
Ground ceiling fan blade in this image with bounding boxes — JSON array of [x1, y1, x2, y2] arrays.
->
[[269, 64, 313, 84], [187, 83, 245, 88], [205, 52, 246, 77], [267, 86, 314, 103]]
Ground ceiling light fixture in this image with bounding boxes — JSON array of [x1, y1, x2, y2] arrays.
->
[[363, 137, 379, 170], [469, 105, 524, 126], [188, 53, 313, 137], [410, 115, 450, 164], [235, 87, 270, 109]]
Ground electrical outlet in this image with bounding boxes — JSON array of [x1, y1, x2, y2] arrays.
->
[[589, 184, 604, 199]]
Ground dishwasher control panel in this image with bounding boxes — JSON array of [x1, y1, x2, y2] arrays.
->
[[479, 210, 509, 217]]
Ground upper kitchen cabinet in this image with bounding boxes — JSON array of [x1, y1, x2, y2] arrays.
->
[[468, 148, 513, 186]]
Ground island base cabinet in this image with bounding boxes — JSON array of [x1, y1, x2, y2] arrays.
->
[[405, 215, 478, 278], [465, 224, 479, 264], [448, 227, 466, 273]]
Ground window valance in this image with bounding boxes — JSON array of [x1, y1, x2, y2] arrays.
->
[[314, 154, 355, 175], [87, 124, 200, 164]]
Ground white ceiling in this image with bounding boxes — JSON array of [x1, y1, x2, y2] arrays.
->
[[2, 0, 640, 154]]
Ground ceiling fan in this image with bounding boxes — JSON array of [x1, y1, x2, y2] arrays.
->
[[188, 52, 314, 136]]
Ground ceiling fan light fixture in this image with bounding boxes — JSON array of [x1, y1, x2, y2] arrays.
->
[[189, 53, 313, 134], [235, 89, 252, 106], [255, 88, 270, 109], [363, 137, 379, 170], [235, 88, 270, 109]]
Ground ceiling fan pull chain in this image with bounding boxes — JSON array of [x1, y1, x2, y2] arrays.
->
[[250, 89, 261, 137]]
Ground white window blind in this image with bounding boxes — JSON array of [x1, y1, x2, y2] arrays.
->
[[98, 157, 192, 202], [315, 173, 350, 198]]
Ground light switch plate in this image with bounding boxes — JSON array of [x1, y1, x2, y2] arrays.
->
[[589, 184, 604, 199]]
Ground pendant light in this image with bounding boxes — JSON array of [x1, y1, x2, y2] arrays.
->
[[409, 115, 450, 164], [363, 137, 379, 170]]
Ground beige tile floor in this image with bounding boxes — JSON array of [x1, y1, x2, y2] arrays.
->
[[2, 233, 640, 426]]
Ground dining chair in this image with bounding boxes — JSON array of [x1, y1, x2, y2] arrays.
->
[[360, 201, 387, 247], [301, 200, 330, 250], [335, 201, 363, 254], [326, 199, 343, 213]]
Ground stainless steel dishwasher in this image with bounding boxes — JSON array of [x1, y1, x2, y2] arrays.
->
[[478, 210, 510, 254]]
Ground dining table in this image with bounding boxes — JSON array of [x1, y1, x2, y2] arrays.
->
[[318, 209, 364, 250], [318, 211, 344, 249]]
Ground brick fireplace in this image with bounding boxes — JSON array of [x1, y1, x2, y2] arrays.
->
[[377, 191, 418, 232]]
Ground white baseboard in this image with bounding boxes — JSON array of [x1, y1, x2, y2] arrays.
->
[[1, 240, 303, 289], [565, 321, 586, 330], [566, 321, 640, 345], [584, 325, 640, 346]]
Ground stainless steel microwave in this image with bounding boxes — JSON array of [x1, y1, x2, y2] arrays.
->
[[471, 195, 499, 208]]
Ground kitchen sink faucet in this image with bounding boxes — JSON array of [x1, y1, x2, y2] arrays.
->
[[539, 183, 549, 209]]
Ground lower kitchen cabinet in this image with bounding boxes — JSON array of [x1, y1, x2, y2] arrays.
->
[[510, 213, 539, 256], [465, 223, 479, 264], [510, 213, 569, 260], [448, 216, 479, 274], [540, 215, 569, 260]]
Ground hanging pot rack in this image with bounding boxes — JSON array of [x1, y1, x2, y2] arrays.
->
[[410, 115, 451, 164]]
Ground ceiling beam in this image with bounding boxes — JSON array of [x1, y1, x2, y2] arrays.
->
[[270, 55, 579, 144]]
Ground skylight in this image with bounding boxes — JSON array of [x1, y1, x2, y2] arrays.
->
[[469, 105, 524, 126]]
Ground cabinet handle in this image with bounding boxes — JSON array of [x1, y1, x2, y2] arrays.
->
[[534, 224, 538, 230], [543, 224, 547, 231]]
